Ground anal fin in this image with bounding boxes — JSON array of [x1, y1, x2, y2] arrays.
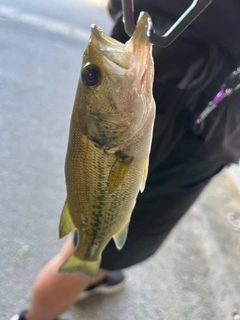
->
[[140, 157, 149, 193], [113, 222, 129, 250], [59, 199, 76, 239]]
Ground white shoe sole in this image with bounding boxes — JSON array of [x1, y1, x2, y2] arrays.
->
[[77, 281, 125, 301], [10, 315, 21, 320]]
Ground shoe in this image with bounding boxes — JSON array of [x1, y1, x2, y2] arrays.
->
[[78, 270, 125, 301], [10, 310, 28, 320], [10, 310, 60, 320]]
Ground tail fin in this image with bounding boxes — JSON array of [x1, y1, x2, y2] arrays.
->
[[59, 253, 101, 278]]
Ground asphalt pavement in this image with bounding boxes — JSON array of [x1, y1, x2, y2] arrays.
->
[[1, 1, 240, 319]]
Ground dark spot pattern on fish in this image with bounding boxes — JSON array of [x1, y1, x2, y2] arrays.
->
[[115, 150, 134, 163], [91, 136, 105, 147], [83, 158, 108, 259], [88, 123, 111, 148], [86, 106, 129, 150]]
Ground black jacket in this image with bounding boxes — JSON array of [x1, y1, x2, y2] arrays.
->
[[108, 0, 240, 164]]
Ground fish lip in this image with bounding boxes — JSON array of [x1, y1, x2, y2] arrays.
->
[[128, 11, 153, 59], [90, 24, 125, 51], [132, 11, 153, 44], [125, 12, 153, 93], [91, 25, 105, 44], [91, 11, 152, 49]]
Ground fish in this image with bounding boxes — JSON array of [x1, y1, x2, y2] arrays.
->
[[59, 11, 156, 277]]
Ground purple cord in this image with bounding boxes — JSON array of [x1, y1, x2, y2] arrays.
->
[[194, 89, 227, 124], [212, 89, 227, 104]]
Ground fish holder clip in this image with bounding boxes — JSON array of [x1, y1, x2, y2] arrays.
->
[[121, 0, 212, 47]]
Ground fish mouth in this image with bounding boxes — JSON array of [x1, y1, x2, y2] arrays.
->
[[89, 25, 131, 71], [88, 12, 153, 77]]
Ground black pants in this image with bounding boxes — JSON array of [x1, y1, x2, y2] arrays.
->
[[97, 16, 227, 270]]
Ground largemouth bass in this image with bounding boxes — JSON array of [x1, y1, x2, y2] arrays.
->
[[59, 12, 156, 277]]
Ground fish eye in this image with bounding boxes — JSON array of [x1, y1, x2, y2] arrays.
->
[[81, 65, 101, 88]]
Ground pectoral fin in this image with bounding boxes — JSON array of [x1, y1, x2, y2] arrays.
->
[[59, 200, 76, 239], [113, 222, 129, 250], [140, 157, 149, 193], [108, 152, 134, 194]]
